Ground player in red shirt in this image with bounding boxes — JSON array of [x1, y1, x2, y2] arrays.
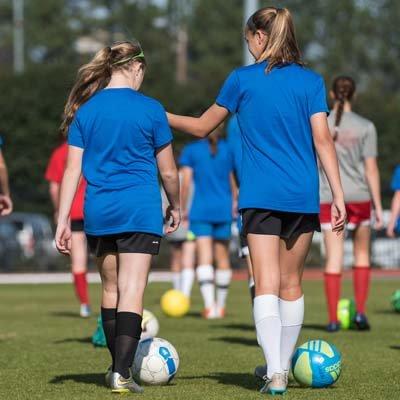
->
[[46, 140, 90, 317]]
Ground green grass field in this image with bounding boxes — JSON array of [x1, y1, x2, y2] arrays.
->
[[0, 278, 399, 400]]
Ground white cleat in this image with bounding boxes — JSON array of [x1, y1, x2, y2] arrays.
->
[[80, 304, 91, 318], [255, 366, 289, 386], [110, 371, 143, 394], [260, 373, 287, 395]]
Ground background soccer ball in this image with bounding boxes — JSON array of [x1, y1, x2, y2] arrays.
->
[[160, 289, 190, 317], [141, 309, 159, 340], [292, 340, 342, 388], [337, 298, 356, 329], [132, 337, 179, 385], [391, 290, 400, 312]]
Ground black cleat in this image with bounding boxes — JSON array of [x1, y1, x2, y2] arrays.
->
[[354, 313, 371, 331], [326, 322, 341, 332]]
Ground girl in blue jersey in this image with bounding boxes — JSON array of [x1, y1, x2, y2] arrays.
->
[[180, 125, 237, 319], [167, 7, 345, 395], [55, 41, 180, 394]]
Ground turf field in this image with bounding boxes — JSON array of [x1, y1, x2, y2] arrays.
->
[[0, 278, 399, 400]]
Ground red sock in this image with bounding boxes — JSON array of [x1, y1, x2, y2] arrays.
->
[[73, 272, 89, 305], [353, 266, 370, 314], [324, 273, 342, 323]]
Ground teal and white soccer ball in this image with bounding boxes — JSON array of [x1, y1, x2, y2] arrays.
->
[[291, 340, 342, 388], [132, 337, 179, 385]]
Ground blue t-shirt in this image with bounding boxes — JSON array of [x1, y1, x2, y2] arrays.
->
[[226, 115, 243, 184], [68, 88, 172, 236], [216, 62, 328, 213], [179, 139, 233, 223], [391, 166, 400, 232]]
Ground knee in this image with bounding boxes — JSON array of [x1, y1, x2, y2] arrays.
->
[[279, 277, 302, 300]]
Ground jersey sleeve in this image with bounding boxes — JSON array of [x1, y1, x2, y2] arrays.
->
[[391, 166, 400, 191], [362, 122, 378, 159], [153, 103, 173, 149], [68, 116, 84, 149], [179, 145, 194, 168], [216, 70, 241, 114], [45, 148, 64, 183], [308, 76, 329, 117]]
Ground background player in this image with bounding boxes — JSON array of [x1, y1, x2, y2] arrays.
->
[[46, 137, 90, 317], [55, 41, 180, 394], [179, 125, 237, 319], [387, 165, 400, 237], [319, 76, 383, 332], [167, 7, 346, 394], [0, 136, 13, 216]]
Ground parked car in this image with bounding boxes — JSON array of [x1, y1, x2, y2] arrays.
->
[[2, 212, 61, 271], [0, 220, 23, 271]]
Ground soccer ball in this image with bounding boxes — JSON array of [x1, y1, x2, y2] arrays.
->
[[391, 290, 400, 312], [337, 298, 356, 329], [160, 289, 190, 317], [141, 309, 159, 340], [132, 337, 179, 385], [292, 340, 342, 388]]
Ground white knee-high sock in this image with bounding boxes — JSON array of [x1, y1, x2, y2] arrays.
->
[[253, 295, 282, 378], [172, 272, 181, 291], [196, 265, 215, 309], [180, 268, 195, 298], [280, 296, 304, 371], [215, 269, 232, 309]]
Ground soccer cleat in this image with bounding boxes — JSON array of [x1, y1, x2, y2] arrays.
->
[[202, 306, 218, 319], [255, 366, 289, 386], [105, 366, 112, 387], [80, 304, 91, 318], [215, 307, 226, 319], [326, 321, 341, 332], [260, 373, 287, 395], [110, 371, 144, 394], [354, 313, 371, 331]]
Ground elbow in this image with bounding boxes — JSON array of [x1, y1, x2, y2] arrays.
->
[[192, 127, 209, 138], [160, 168, 178, 182]]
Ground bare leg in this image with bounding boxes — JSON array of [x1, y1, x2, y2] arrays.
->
[[180, 240, 196, 297], [71, 232, 89, 307], [170, 242, 183, 290]]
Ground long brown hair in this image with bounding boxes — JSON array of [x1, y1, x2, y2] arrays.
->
[[60, 40, 146, 136], [332, 76, 356, 139], [246, 7, 302, 72]]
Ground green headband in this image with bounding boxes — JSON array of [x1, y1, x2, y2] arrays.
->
[[111, 51, 145, 66]]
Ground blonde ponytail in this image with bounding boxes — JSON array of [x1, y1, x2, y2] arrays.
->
[[246, 7, 302, 73], [60, 40, 145, 136]]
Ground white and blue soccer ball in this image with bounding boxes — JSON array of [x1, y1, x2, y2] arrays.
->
[[132, 337, 179, 385], [291, 340, 342, 388]]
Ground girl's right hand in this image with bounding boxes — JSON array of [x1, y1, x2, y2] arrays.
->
[[331, 197, 346, 234], [165, 206, 181, 234], [55, 221, 72, 255]]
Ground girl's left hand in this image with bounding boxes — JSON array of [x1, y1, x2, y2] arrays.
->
[[55, 221, 72, 255]]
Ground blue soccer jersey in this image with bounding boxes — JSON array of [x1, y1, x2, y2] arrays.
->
[[68, 88, 172, 236], [179, 139, 234, 223], [216, 62, 329, 213]]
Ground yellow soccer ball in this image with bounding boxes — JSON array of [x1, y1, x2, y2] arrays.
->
[[160, 290, 190, 318]]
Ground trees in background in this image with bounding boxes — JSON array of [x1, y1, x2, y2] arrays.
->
[[0, 0, 398, 212]]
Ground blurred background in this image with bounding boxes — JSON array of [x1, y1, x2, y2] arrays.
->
[[0, 0, 399, 272]]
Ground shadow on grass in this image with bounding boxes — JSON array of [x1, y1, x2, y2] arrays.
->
[[302, 323, 327, 332], [211, 323, 254, 332], [50, 311, 82, 319], [374, 309, 397, 315], [186, 311, 202, 318], [390, 345, 400, 350], [50, 373, 105, 387], [178, 372, 256, 391], [54, 337, 92, 344], [210, 336, 257, 346]]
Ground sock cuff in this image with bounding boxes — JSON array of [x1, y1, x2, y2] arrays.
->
[[196, 264, 214, 282], [181, 268, 195, 276], [324, 272, 342, 277], [116, 312, 142, 339], [101, 307, 117, 321], [353, 266, 371, 270], [253, 294, 280, 323], [279, 296, 304, 327], [215, 269, 232, 286]]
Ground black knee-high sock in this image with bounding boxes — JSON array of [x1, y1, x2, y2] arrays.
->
[[101, 307, 117, 368], [114, 312, 142, 379]]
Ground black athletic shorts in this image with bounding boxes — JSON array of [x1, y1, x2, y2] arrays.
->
[[241, 209, 320, 240], [71, 219, 84, 232], [86, 232, 162, 257]]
